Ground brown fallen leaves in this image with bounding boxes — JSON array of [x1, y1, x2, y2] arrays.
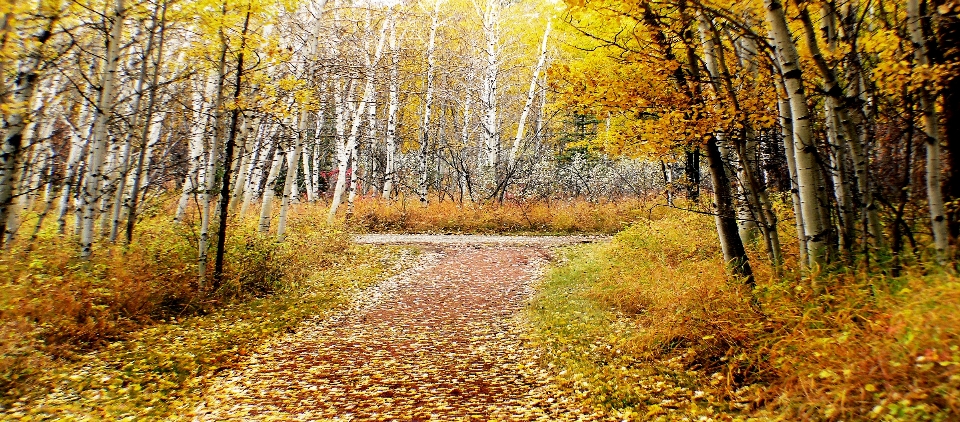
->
[[194, 245, 604, 421]]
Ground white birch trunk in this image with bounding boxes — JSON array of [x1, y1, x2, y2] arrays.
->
[[765, 0, 830, 267], [57, 103, 93, 234], [302, 137, 315, 203], [80, 0, 125, 258], [239, 124, 265, 215], [199, 57, 227, 284], [277, 115, 306, 241], [364, 99, 378, 197], [382, 17, 399, 200], [257, 141, 285, 232], [796, 3, 884, 250], [908, 0, 950, 261], [327, 18, 388, 223], [311, 110, 325, 201], [130, 111, 164, 205], [508, 20, 550, 167], [108, 25, 158, 243], [346, 144, 359, 216], [418, 1, 440, 205], [229, 115, 255, 213], [175, 78, 214, 222], [0, 13, 55, 247], [459, 88, 474, 201], [480, 0, 500, 173]]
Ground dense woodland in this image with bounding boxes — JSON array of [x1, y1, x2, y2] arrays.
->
[[2, 0, 958, 275], [2, 0, 960, 418]]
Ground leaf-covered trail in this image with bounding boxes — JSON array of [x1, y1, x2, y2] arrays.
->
[[194, 236, 604, 421]]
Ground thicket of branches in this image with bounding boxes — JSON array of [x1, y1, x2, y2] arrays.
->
[[552, 0, 960, 276], [0, 0, 655, 284]]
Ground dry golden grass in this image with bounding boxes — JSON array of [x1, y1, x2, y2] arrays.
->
[[0, 206, 356, 403], [531, 205, 960, 420], [346, 196, 648, 234]]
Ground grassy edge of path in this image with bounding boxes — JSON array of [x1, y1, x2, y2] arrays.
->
[[529, 211, 960, 421], [527, 241, 736, 421], [2, 243, 416, 421]]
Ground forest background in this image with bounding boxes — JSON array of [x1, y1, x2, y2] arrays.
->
[[1, 0, 960, 419]]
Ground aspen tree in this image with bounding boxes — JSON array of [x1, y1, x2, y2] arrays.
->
[[240, 123, 268, 215], [175, 78, 214, 223], [382, 15, 399, 200], [0, 0, 60, 249], [418, 0, 441, 206], [229, 116, 257, 212], [80, 0, 125, 259], [764, 0, 830, 267], [794, 2, 883, 251], [908, 0, 950, 262], [4, 74, 61, 245], [213, 4, 252, 288], [258, 136, 286, 232], [327, 15, 388, 223], [57, 100, 93, 234], [479, 0, 500, 176], [107, 5, 162, 243], [508, 20, 550, 168], [310, 97, 326, 201]]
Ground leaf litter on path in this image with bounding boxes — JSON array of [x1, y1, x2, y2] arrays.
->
[[194, 240, 606, 421]]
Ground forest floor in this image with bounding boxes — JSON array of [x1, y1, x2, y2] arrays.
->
[[192, 235, 607, 421]]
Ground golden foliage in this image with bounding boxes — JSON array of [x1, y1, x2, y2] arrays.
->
[[531, 207, 960, 420]]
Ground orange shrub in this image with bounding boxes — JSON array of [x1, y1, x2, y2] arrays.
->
[[0, 208, 347, 399], [347, 196, 650, 234]]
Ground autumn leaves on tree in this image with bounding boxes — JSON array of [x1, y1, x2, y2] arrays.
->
[[0, 0, 958, 287], [552, 0, 960, 276], [0, 0, 559, 275]]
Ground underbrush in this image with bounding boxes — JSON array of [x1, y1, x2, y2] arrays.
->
[[348, 196, 647, 234], [0, 208, 405, 418], [530, 208, 960, 420]]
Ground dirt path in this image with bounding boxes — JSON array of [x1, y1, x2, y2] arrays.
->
[[194, 235, 604, 421]]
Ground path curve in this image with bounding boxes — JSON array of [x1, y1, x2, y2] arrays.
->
[[194, 235, 605, 421]]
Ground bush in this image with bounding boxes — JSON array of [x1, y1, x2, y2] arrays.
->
[[0, 208, 349, 401], [531, 206, 960, 420], [349, 196, 647, 234]]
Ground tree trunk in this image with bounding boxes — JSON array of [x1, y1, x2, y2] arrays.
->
[[199, 39, 229, 285], [480, 0, 500, 180], [80, 0, 125, 259], [706, 137, 754, 285], [213, 6, 250, 288], [508, 20, 551, 167], [328, 18, 388, 223], [908, 0, 950, 262], [418, 1, 440, 206], [765, 0, 831, 267], [258, 139, 285, 232], [229, 116, 256, 213], [795, 2, 883, 251], [0, 15, 56, 248], [109, 6, 162, 243], [175, 78, 214, 223], [277, 114, 306, 241], [382, 19, 399, 200]]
